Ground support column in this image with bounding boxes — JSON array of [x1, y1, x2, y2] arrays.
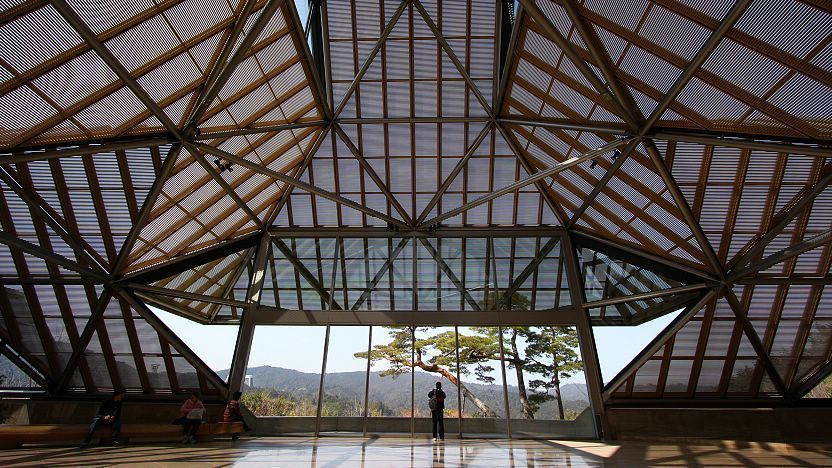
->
[[228, 234, 271, 394], [362, 326, 373, 436], [455, 326, 463, 438], [561, 233, 607, 439], [315, 238, 340, 436]]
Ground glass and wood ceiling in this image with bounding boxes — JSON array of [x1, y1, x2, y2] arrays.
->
[[0, 0, 830, 403]]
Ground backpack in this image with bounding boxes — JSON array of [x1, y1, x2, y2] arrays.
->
[[429, 391, 445, 410]]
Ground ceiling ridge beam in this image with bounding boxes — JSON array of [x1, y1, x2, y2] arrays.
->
[[560, 0, 644, 128], [639, 0, 753, 137], [516, 0, 632, 124], [493, 1, 524, 114], [113, 144, 183, 275], [194, 141, 409, 229], [148, 125, 319, 224], [283, 0, 331, 119], [567, 139, 640, 228], [264, 124, 332, 226], [119, 231, 258, 282], [421, 138, 632, 227], [185, 144, 265, 228], [186, 0, 259, 127], [188, 0, 285, 125], [584, 281, 717, 309], [731, 161, 832, 272], [495, 123, 569, 225], [125, 282, 250, 308], [643, 139, 724, 274], [209, 246, 256, 322], [729, 229, 832, 282]]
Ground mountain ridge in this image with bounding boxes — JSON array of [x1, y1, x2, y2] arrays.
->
[[217, 365, 590, 418]]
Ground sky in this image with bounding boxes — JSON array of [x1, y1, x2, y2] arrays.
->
[[154, 306, 679, 387]]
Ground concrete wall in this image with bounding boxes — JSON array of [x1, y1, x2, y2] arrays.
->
[[606, 407, 832, 443], [253, 409, 596, 439]]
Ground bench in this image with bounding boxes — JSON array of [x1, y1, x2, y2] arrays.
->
[[0, 422, 245, 449]]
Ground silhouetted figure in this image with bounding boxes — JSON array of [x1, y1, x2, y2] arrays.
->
[[428, 381, 446, 441], [81, 389, 125, 447]]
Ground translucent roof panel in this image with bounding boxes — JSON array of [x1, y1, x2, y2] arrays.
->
[[0, 0, 830, 403], [608, 292, 785, 399]]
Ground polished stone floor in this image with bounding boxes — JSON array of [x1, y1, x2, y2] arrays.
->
[[1, 437, 831, 467]]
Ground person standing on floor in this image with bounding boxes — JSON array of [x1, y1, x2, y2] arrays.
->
[[177, 391, 206, 444], [428, 381, 446, 442], [81, 389, 125, 447]]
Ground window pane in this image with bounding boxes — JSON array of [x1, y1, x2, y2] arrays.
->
[[366, 326, 414, 434], [321, 326, 370, 422], [503, 326, 593, 437], [245, 326, 326, 417]]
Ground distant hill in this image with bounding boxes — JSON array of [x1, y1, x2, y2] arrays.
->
[[217, 365, 590, 418]]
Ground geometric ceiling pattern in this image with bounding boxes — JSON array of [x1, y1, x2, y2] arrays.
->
[[0, 0, 830, 403]]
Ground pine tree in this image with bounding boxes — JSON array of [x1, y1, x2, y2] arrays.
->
[[355, 326, 499, 417], [524, 327, 582, 419]]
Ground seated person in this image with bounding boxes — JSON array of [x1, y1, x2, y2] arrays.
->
[[81, 389, 125, 447], [223, 391, 251, 440], [175, 391, 205, 444]]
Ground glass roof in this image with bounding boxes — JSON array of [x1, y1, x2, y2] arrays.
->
[[0, 0, 829, 400]]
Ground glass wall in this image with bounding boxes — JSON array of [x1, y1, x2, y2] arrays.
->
[[503, 326, 591, 437], [239, 323, 593, 438], [245, 326, 326, 417], [456, 327, 506, 418], [366, 326, 414, 418], [235, 227, 593, 438], [321, 326, 369, 418]]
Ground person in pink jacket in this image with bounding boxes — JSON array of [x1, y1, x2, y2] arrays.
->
[[176, 391, 205, 444]]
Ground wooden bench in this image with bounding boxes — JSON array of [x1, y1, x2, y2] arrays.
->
[[0, 422, 245, 449]]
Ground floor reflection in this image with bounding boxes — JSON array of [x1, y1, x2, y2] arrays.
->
[[0, 437, 830, 467]]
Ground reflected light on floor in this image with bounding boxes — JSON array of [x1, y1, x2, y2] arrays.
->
[[1, 437, 831, 467]]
